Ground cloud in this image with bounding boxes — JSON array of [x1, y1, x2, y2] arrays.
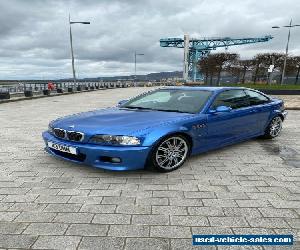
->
[[0, 0, 299, 79]]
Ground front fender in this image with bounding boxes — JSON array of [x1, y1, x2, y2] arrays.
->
[[263, 109, 287, 131], [141, 124, 191, 147], [271, 109, 287, 121]]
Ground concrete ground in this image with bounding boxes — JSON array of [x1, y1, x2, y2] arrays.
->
[[0, 87, 299, 250], [272, 95, 300, 110]]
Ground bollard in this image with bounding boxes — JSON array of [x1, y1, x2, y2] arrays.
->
[[43, 89, 50, 96], [24, 90, 33, 97], [68, 87, 73, 93], [0, 92, 10, 100], [57, 88, 63, 93]]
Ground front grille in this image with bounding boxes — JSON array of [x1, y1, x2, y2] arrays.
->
[[50, 148, 86, 162], [67, 131, 84, 142], [53, 128, 84, 142], [54, 128, 66, 139]]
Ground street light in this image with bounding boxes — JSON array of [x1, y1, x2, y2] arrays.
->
[[69, 14, 90, 84], [134, 51, 144, 83], [272, 19, 300, 85]]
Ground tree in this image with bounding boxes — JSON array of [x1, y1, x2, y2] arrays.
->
[[226, 65, 241, 83], [294, 56, 300, 84], [198, 55, 218, 85], [198, 57, 209, 85], [213, 53, 239, 86], [238, 59, 253, 84], [252, 53, 285, 84], [284, 56, 300, 84], [198, 52, 300, 85], [252, 54, 265, 83], [261, 53, 285, 84]]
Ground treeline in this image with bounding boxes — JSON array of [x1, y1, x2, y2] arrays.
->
[[198, 53, 300, 85]]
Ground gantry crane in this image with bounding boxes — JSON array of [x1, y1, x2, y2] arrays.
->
[[160, 35, 273, 81]]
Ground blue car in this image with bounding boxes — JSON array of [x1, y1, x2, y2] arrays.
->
[[42, 87, 287, 172]]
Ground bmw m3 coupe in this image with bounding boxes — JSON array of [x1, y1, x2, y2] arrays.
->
[[42, 87, 287, 172]]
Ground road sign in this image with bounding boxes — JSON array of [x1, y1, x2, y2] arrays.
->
[[268, 65, 275, 73]]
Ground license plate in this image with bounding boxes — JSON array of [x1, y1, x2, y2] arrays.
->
[[47, 141, 77, 155]]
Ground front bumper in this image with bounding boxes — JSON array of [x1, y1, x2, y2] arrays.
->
[[42, 131, 151, 171], [282, 110, 288, 119]]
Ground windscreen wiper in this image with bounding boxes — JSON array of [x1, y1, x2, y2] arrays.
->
[[121, 106, 152, 110], [121, 107, 193, 114], [154, 109, 193, 114]]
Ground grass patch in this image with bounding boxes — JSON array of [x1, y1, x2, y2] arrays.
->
[[219, 83, 300, 90]]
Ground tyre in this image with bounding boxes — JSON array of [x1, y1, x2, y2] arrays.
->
[[148, 135, 190, 172], [263, 116, 283, 139]]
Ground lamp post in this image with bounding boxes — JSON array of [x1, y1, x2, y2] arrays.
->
[[134, 51, 144, 85], [69, 14, 90, 84], [272, 19, 300, 85]]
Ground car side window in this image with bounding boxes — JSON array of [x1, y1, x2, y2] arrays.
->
[[244, 90, 269, 106], [211, 90, 249, 110]]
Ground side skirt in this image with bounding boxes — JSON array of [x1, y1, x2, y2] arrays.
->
[[191, 132, 264, 156]]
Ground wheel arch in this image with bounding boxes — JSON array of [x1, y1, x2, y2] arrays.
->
[[145, 131, 193, 171], [277, 113, 284, 121], [149, 131, 193, 155], [264, 111, 284, 131], [271, 110, 285, 121], [162, 131, 193, 148]]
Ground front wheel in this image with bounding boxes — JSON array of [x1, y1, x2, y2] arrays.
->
[[148, 135, 190, 172], [263, 116, 283, 139]]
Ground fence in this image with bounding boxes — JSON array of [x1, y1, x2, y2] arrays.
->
[[0, 81, 169, 100], [0, 81, 137, 100]]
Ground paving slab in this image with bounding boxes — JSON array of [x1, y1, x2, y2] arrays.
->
[[0, 87, 299, 249]]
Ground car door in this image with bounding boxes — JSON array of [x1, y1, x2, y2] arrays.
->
[[205, 89, 258, 146], [244, 89, 272, 133]]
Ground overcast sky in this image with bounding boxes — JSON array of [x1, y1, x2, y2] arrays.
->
[[0, 0, 299, 79]]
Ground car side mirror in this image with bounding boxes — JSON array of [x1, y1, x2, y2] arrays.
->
[[208, 105, 232, 114], [117, 99, 128, 106]]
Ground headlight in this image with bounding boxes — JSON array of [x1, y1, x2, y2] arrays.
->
[[90, 135, 140, 145], [48, 123, 54, 134]]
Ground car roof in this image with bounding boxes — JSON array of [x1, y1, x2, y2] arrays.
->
[[161, 86, 247, 93]]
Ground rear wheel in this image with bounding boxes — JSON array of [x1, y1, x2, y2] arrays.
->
[[149, 135, 190, 172], [263, 116, 283, 139]]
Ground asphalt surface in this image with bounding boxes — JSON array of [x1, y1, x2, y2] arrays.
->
[[0, 87, 299, 250]]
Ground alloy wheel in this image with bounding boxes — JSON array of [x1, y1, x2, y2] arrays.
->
[[155, 136, 189, 170], [269, 116, 282, 137]]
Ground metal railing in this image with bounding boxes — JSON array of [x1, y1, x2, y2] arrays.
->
[[0, 82, 130, 92], [0, 81, 167, 100]]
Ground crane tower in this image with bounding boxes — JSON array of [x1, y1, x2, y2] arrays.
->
[[160, 35, 273, 81]]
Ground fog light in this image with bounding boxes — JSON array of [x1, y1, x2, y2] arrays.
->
[[111, 157, 121, 163], [100, 156, 121, 163]]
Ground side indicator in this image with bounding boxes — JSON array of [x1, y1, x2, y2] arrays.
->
[[192, 124, 206, 129]]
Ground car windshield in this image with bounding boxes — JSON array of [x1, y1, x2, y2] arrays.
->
[[120, 89, 212, 114]]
